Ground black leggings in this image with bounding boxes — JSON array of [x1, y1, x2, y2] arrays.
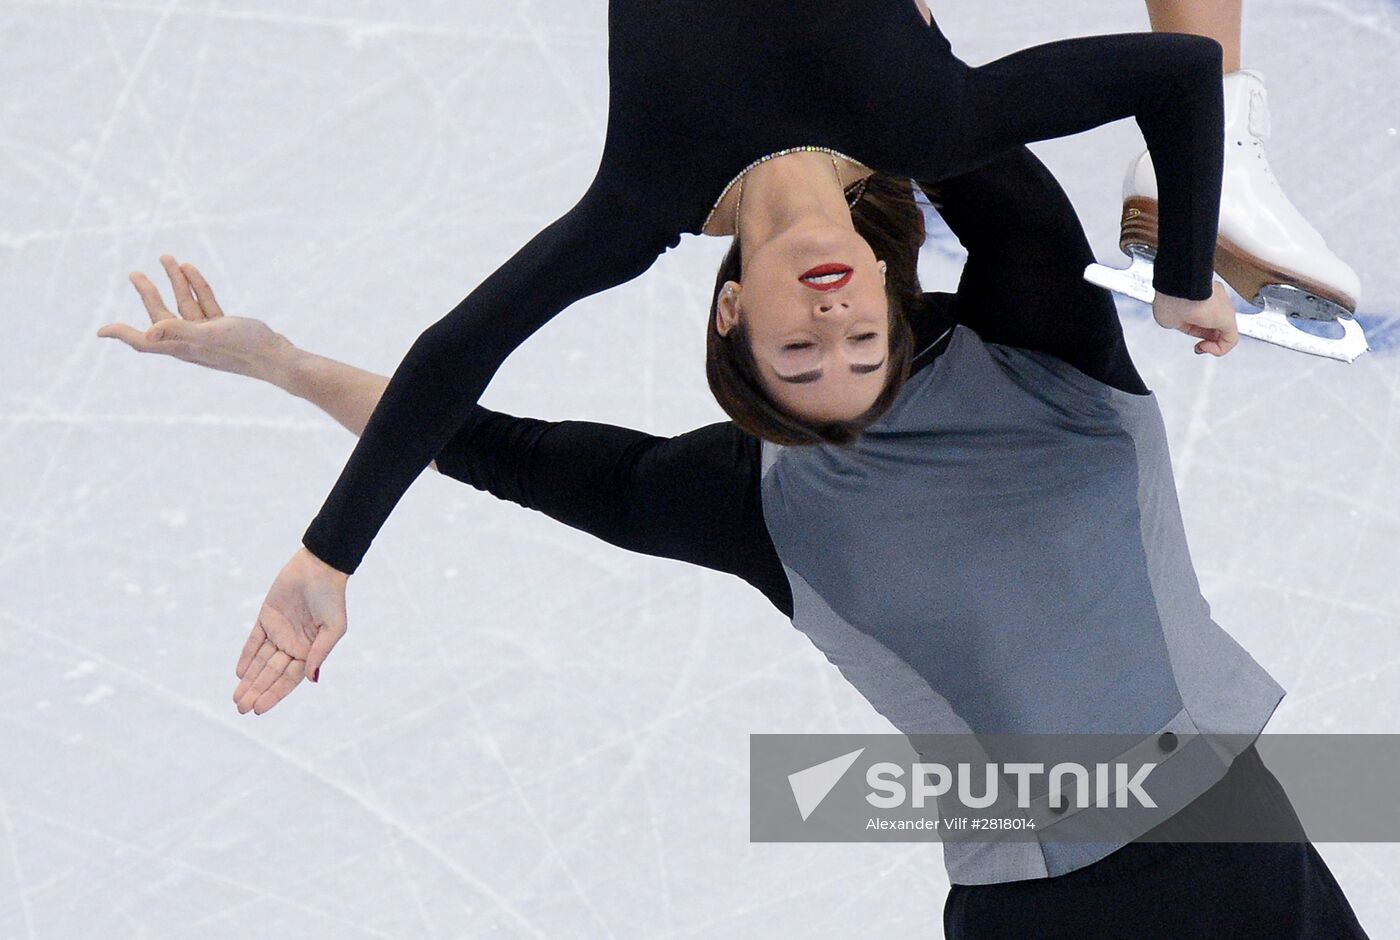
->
[[943, 746, 1370, 939]]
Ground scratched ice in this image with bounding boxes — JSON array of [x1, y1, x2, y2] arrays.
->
[[1, 1, 1397, 937]]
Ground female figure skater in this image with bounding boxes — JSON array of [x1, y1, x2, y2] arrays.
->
[[238, 1, 1244, 700], [99, 145, 1368, 937]]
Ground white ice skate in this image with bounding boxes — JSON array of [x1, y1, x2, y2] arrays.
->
[[1085, 69, 1367, 362]]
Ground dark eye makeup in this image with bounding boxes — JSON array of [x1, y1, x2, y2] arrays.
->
[[784, 333, 878, 351], [775, 355, 887, 383]]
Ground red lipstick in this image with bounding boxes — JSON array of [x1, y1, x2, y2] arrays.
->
[[798, 263, 854, 292]]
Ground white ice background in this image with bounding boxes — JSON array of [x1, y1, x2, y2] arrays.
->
[[2, 0, 1398, 936]]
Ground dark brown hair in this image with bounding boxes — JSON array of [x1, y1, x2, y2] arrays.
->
[[705, 172, 927, 447]]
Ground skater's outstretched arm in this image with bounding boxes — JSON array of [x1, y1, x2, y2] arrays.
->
[[434, 412, 792, 616], [99, 256, 792, 628], [916, 147, 1148, 395]]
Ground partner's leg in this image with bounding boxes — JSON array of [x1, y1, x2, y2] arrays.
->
[[1144, 0, 1242, 72]]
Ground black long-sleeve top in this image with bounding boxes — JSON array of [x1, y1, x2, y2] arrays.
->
[[304, 2, 1223, 574], [430, 144, 1149, 616]]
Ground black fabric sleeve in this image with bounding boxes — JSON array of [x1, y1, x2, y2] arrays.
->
[[916, 146, 1149, 395], [942, 31, 1224, 303], [301, 179, 676, 574], [431, 408, 793, 618]]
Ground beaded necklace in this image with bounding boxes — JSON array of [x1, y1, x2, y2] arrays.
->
[[702, 145, 872, 238]]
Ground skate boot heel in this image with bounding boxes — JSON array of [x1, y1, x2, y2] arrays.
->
[[1118, 197, 1160, 255], [1083, 195, 1159, 304]]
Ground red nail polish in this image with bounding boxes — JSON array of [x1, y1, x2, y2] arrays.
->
[[311, 666, 320, 683]]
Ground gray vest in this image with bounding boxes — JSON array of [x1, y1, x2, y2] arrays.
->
[[759, 325, 1284, 884]]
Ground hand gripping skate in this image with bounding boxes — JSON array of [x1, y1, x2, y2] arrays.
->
[[1084, 213, 1369, 364], [1085, 70, 1367, 363]]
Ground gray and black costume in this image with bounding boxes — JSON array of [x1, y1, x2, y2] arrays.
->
[[432, 147, 1367, 937]]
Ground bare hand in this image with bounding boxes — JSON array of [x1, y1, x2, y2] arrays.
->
[[98, 255, 294, 380], [234, 547, 349, 714], [1152, 281, 1239, 357]]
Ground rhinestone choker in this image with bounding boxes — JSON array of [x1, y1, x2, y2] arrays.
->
[[702, 145, 872, 236]]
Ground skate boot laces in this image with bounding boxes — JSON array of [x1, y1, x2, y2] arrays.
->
[[1249, 90, 1281, 190]]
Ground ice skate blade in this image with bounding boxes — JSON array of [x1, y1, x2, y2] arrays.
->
[[1084, 253, 1156, 305], [1237, 306, 1369, 363], [1083, 260, 1370, 363], [1254, 283, 1353, 323]]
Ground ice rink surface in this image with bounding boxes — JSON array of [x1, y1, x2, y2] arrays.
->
[[2, 0, 1398, 936]]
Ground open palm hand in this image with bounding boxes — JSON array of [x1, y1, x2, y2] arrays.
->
[[98, 254, 293, 381], [234, 547, 348, 714]]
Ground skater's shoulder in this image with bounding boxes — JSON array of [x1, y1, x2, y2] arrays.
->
[[918, 321, 1161, 422], [907, 291, 960, 374], [987, 337, 1162, 419]]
